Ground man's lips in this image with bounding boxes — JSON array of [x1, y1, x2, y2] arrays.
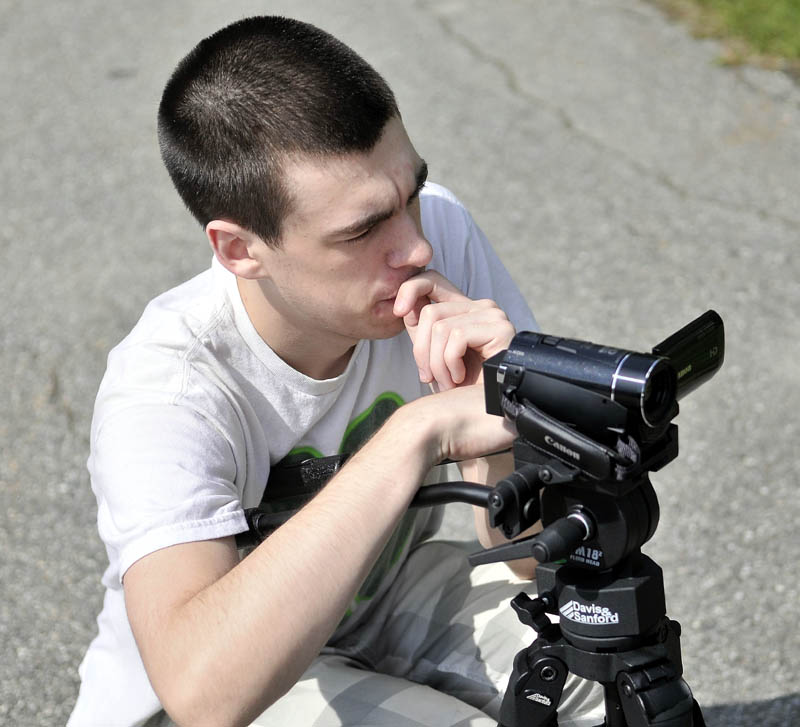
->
[[378, 268, 427, 310]]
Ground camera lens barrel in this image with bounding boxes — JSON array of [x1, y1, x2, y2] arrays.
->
[[611, 353, 676, 426]]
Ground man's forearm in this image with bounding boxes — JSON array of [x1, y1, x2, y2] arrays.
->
[[126, 403, 439, 727]]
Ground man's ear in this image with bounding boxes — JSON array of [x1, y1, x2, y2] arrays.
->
[[206, 220, 268, 279]]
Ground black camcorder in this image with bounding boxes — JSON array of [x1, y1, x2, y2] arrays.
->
[[483, 310, 724, 469], [474, 310, 724, 554]]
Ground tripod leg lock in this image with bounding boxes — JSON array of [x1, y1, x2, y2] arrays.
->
[[499, 653, 567, 727], [616, 666, 698, 727]]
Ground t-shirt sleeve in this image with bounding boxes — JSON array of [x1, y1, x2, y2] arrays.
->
[[89, 403, 248, 583], [421, 183, 539, 334]]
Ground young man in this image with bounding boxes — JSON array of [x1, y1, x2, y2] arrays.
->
[[68, 16, 603, 727]]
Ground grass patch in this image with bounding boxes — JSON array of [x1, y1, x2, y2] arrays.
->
[[650, 0, 800, 75]]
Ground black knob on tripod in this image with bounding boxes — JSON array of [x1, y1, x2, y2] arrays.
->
[[531, 511, 594, 563]]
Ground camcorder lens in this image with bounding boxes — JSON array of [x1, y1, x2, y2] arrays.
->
[[611, 354, 676, 428], [641, 362, 676, 425]]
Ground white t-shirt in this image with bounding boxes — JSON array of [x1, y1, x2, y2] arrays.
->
[[68, 183, 538, 727]]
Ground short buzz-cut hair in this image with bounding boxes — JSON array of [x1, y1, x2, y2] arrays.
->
[[157, 16, 399, 246]]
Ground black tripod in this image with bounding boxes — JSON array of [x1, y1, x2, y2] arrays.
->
[[488, 554, 703, 727], [456, 311, 725, 726], [414, 427, 706, 727], [509, 560, 702, 726], [242, 439, 707, 727]]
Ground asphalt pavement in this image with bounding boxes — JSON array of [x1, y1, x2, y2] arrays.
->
[[1, 1, 799, 725]]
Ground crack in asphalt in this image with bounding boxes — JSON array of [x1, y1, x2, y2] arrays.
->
[[415, 0, 800, 231], [47, 369, 78, 433]]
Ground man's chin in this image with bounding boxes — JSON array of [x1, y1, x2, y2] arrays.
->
[[365, 299, 406, 337], [363, 312, 406, 341], [374, 317, 407, 340]]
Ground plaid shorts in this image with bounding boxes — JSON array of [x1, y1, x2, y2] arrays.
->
[[149, 540, 605, 726]]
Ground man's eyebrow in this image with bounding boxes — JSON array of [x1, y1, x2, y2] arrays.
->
[[331, 208, 395, 238], [412, 160, 429, 196], [330, 159, 429, 238]]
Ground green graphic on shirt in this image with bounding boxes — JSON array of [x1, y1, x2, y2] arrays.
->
[[338, 391, 404, 454], [273, 392, 416, 620], [280, 392, 405, 463]]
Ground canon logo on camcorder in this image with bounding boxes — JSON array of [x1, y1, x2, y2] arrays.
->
[[559, 600, 620, 625], [544, 435, 581, 461]]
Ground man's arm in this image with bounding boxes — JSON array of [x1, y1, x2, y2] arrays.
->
[[125, 269, 521, 727], [124, 383, 514, 727]]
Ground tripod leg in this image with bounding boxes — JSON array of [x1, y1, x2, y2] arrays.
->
[[602, 682, 626, 727], [498, 647, 567, 727], [615, 668, 699, 727], [691, 699, 706, 727]]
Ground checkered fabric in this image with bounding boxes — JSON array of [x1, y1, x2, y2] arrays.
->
[[148, 541, 605, 726]]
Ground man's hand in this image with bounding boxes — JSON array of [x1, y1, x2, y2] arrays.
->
[[393, 271, 515, 390], [394, 272, 539, 578]]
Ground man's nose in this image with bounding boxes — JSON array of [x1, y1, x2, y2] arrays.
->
[[386, 214, 433, 269]]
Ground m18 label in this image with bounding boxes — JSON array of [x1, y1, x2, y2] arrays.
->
[[571, 545, 603, 567]]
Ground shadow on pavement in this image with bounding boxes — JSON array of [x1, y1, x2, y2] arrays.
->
[[702, 692, 800, 726]]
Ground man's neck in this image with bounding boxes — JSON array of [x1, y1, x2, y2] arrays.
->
[[236, 277, 355, 380]]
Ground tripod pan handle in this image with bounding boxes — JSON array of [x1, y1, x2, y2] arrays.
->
[[532, 512, 593, 563]]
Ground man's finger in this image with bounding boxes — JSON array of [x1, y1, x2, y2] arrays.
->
[[393, 270, 466, 317], [406, 302, 474, 383], [400, 295, 429, 329]]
